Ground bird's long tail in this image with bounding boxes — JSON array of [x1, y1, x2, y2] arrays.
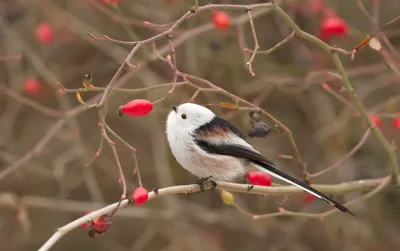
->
[[253, 161, 356, 216]]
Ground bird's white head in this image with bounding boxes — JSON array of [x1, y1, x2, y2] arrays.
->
[[166, 103, 215, 135]]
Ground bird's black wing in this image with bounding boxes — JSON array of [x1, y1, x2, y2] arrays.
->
[[195, 116, 245, 139], [194, 121, 355, 216]]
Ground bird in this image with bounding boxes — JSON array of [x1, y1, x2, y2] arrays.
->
[[166, 103, 355, 216]]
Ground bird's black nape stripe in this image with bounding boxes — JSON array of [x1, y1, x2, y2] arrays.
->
[[195, 116, 244, 139], [195, 140, 356, 216]]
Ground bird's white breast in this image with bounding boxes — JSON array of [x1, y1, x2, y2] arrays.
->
[[166, 121, 245, 181]]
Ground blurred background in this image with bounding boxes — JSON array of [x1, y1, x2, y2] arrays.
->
[[1, 0, 400, 250]]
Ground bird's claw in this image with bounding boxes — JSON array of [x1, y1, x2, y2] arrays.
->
[[193, 176, 216, 193]]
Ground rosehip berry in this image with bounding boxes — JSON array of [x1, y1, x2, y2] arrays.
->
[[308, 0, 325, 13], [118, 99, 153, 117], [302, 193, 316, 204], [35, 22, 53, 45], [247, 172, 272, 186], [23, 78, 41, 95], [131, 187, 149, 205], [392, 118, 400, 131], [212, 11, 230, 31], [80, 211, 94, 228], [370, 115, 382, 128], [92, 215, 111, 234], [319, 16, 348, 41]]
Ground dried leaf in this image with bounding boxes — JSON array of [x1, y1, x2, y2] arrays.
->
[[369, 38, 382, 51], [76, 92, 86, 105], [352, 15, 400, 54], [219, 102, 237, 110]]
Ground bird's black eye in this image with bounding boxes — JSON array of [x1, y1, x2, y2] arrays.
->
[[181, 114, 187, 119]]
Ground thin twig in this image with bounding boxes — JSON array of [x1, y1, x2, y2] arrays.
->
[[245, 30, 295, 55], [309, 128, 372, 178], [5, 89, 63, 117], [105, 125, 143, 187], [0, 119, 66, 181], [245, 8, 260, 76]]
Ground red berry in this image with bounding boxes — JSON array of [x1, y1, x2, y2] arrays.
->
[[370, 115, 382, 128], [24, 78, 41, 95], [119, 99, 153, 117], [302, 193, 316, 204], [308, 0, 325, 13], [319, 16, 348, 41], [80, 211, 111, 234], [247, 172, 272, 186], [92, 215, 111, 234], [35, 22, 53, 45], [131, 187, 149, 205], [392, 118, 400, 130], [212, 11, 230, 31], [80, 211, 94, 228]]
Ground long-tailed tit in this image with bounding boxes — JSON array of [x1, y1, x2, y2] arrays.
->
[[166, 103, 355, 216]]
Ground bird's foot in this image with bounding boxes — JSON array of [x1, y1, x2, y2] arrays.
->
[[187, 176, 216, 195]]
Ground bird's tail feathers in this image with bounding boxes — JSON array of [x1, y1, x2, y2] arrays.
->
[[253, 161, 356, 216]]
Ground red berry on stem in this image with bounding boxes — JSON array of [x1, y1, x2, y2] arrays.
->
[[212, 11, 230, 31], [92, 215, 111, 234], [319, 16, 348, 41], [35, 22, 53, 45], [24, 78, 41, 95], [302, 193, 316, 204], [247, 172, 272, 186], [119, 99, 153, 117], [392, 118, 400, 130], [308, 0, 325, 13], [370, 115, 382, 128], [80, 211, 94, 228], [131, 187, 149, 205]]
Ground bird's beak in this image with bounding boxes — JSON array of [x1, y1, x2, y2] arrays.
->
[[172, 106, 177, 112]]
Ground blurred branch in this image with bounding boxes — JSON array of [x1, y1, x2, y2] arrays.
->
[[355, 0, 400, 58], [309, 128, 372, 178], [270, 4, 399, 184], [5, 88, 63, 117], [0, 119, 66, 181]]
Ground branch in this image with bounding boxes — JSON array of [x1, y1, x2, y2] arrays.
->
[[38, 175, 396, 251], [271, 4, 399, 184]]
